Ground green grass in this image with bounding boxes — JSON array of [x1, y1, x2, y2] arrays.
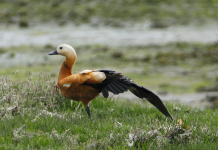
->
[[0, 0, 218, 27], [0, 73, 218, 149]]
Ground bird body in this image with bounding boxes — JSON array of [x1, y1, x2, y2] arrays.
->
[[49, 44, 173, 120], [57, 70, 103, 106]]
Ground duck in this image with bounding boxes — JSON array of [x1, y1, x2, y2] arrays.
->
[[48, 44, 173, 120]]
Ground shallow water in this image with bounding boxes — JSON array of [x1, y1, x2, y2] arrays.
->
[[1, 23, 218, 48]]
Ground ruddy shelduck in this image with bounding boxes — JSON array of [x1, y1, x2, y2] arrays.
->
[[49, 44, 173, 120]]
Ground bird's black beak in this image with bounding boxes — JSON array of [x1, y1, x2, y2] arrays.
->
[[48, 50, 59, 55]]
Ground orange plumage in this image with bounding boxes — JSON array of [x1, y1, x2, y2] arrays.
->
[[49, 44, 173, 120]]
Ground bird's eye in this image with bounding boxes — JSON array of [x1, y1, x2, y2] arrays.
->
[[60, 47, 63, 49]]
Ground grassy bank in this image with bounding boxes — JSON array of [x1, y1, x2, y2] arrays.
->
[[0, 0, 218, 27], [0, 73, 218, 149]]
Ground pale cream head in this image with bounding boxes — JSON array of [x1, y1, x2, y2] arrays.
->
[[56, 44, 77, 57]]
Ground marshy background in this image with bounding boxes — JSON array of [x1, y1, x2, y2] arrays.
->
[[1, 0, 218, 108], [1, 1, 218, 149]]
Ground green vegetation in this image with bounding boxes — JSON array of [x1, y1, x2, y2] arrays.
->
[[0, 73, 218, 149], [0, 0, 217, 27]]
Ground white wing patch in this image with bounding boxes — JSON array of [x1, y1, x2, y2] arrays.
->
[[80, 70, 92, 74], [92, 72, 106, 82], [63, 84, 71, 87]]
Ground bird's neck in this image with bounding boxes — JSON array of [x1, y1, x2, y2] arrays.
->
[[58, 56, 76, 81]]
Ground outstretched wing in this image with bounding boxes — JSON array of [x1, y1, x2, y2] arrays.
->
[[84, 70, 131, 98], [84, 69, 173, 120]]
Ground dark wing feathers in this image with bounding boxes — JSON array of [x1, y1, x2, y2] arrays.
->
[[101, 87, 109, 98], [116, 81, 131, 89], [110, 83, 123, 93], [84, 69, 173, 120], [84, 69, 131, 97], [107, 84, 119, 94], [112, 82, 127, 91], [130, 83, 173, 120]]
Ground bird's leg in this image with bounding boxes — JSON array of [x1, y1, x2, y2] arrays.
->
[[85, 106, 91, 118], [82, 100, 91, 118]]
